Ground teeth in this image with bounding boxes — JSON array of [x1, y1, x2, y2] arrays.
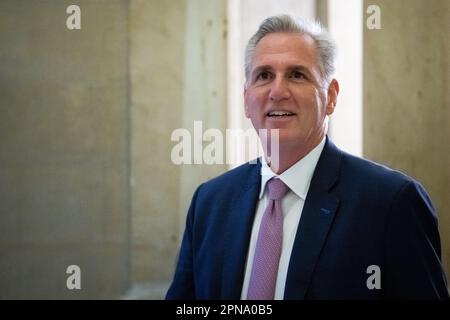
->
[[268, 111, 294, 116]]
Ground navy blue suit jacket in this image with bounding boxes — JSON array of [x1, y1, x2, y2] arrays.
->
[[166, 138, 449, 299]]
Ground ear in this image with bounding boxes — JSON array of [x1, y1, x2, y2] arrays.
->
[[325, 79, 339, 116]]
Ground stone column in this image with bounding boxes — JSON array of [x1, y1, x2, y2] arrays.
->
[[127, 0, 228, 298], [178, 0, 228, 237], [0, 0, 130, 298], [364, 0, 450, 277]]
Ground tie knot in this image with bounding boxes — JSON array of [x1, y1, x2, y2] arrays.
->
[[267, 178, 289, 200]]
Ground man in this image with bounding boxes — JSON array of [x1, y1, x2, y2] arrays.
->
[[166, 15, 449, 299]]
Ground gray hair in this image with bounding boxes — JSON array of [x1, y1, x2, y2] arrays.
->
[[245, 14, 337, 83]]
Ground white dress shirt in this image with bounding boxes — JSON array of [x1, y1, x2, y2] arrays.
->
[[241, 137, 326, 300]]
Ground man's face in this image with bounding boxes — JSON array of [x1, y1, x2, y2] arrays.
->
[[244, 32, 338, 152]]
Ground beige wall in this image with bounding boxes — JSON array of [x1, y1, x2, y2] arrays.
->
[[0, 0, 130, 298], [127, 0, 227, 298], [0, 0, 228, 299], [363, 0, 450, 278], [128, 0, 186, 288], [178, 0, 228, 235]]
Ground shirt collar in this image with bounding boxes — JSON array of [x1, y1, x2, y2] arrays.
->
[[259, 136, 326, 200]]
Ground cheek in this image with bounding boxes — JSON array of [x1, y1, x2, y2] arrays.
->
[[292, 90, 325, 124], [311, 89, 328, 116], [246, 91, 266, 114]]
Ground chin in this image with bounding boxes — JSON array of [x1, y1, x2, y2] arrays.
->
[[268, 133, 298, 149]]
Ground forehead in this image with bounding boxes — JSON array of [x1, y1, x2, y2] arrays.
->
[[252, 32, 319, 69]]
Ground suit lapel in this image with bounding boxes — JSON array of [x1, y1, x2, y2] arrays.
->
[[284, 138, 342, 299], [220, 162, 261, 299]]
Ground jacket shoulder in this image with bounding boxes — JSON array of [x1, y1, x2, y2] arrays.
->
[[340, 151, 418, 189]]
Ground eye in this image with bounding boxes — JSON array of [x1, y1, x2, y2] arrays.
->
[[290, 70, 307, 81], [256, 71, 272, 81]]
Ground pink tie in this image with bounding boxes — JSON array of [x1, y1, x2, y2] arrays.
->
[[247, 178, 289, 300]]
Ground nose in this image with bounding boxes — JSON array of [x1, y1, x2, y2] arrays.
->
[[269, 77, 291, 101]]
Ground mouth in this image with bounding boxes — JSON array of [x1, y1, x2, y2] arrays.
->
[[266, 110, 296, 118]]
